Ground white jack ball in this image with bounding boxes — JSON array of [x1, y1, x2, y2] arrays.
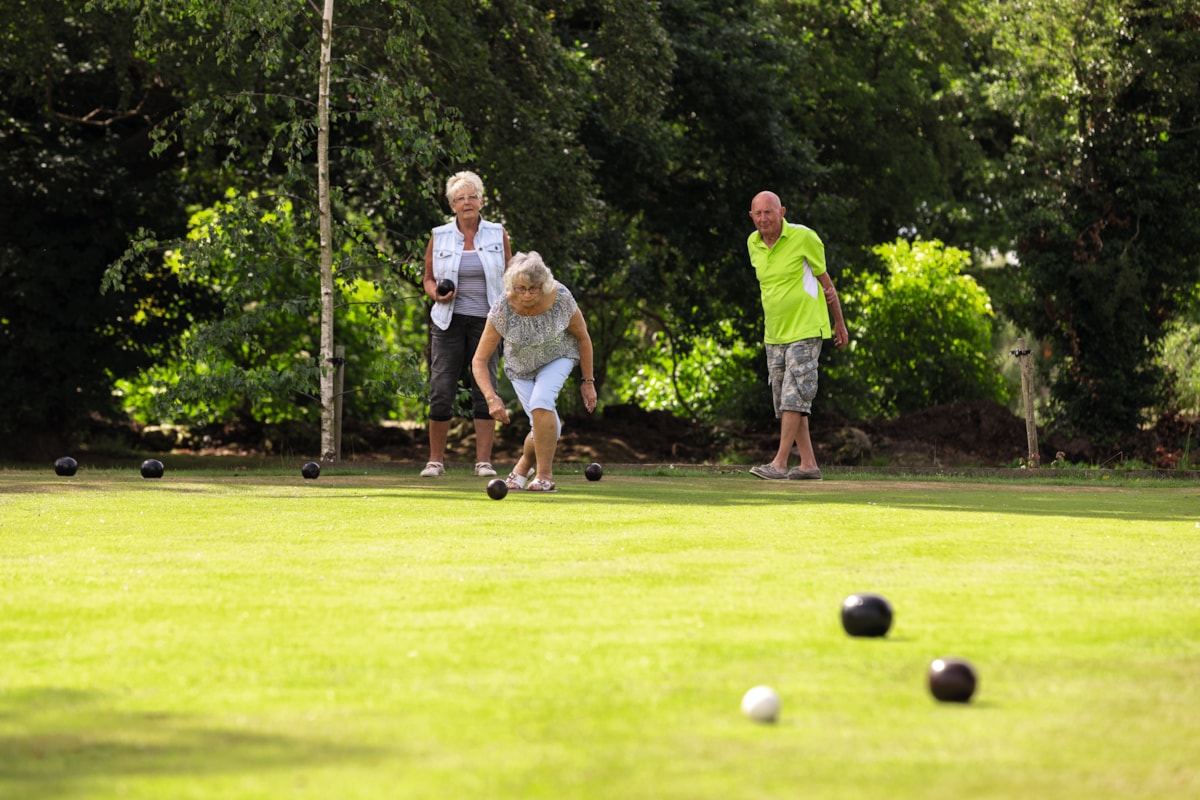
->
[[741, 685, 781, 723]]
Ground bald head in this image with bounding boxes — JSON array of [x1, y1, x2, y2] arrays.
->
[[749, 191, 786, 243], [751, 191, 782, 209]]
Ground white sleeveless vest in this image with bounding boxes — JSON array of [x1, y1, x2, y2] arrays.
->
[[429, 219, 507, 330]]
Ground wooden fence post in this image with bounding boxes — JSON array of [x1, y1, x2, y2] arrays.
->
[[333, 345, 345, 461], [1011, 337, 1039, 467]]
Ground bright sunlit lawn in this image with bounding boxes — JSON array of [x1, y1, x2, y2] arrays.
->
[[1, 464, 1198, 799]]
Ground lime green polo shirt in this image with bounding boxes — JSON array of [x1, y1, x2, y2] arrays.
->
[[747, 222, 832, 344]]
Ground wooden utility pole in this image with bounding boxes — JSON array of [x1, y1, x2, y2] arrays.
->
[[1011, 337, 1040, 467]]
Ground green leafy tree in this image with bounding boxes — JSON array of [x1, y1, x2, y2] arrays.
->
[[97, 0, 471, 459], [983, 0, 1200, 443], [1159, 284, 1200, 415], [835, 239, 1007, 418], [561, 0, 825, 420], [114, 193, 425, 435], [775, 0, 999, 249], [0, 2, 213, 458], [585, 0, 1004, 423], [612, 321, 761, 425], [14, 0, 1200, 453], [594, 0, 822, 346], [410, 0, 674, 405], [97, 0, 678, 444]]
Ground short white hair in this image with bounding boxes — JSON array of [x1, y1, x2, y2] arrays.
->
[[504, 251, 555, 295], [444, 171, 485, 205]]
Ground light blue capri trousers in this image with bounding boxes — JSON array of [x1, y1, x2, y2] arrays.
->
[[508, 357, 575, 439]]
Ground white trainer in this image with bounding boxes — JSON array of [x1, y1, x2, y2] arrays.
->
[[420, 461, 445, 478]]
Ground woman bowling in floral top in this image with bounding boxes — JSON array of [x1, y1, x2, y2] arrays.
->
[[472, 252, 596, 493]]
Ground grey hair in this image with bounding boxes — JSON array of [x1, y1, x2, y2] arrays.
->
[[504, 251, 555, 295], [444, 171, 485, 205]]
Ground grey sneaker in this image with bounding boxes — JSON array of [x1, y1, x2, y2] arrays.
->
[[788, 467, 823, 481], [749, 463, 789, 480], [420, 461, 445, 478], [474, 462, 497, 477]]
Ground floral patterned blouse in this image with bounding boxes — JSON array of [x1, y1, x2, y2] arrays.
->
[[488, 283, 580, 381]]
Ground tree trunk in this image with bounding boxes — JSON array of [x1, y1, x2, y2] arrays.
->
[[317, 0, 337, 462]]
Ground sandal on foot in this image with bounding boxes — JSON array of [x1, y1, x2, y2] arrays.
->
[[525, 477, 557, 493], [505, 472, 528, 491]]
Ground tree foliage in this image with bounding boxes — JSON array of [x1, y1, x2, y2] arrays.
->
[[834, 240, 1007, 418], [982, 0, 1200, 442], [0, 2, 213, 457], [94, 0, 474, 457], [403, 0, 675, 403], [113, 193, 424, 429], [582, 0, 1009, 423], [5, 0, 1200, 457], [612, 321, 763, 425], [774, 0, 998, 248]]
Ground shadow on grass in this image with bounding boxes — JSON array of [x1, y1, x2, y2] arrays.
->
[[0, 687, 381, 800], [7, 468, 1196, 524], [294, 476, 1199, 524]]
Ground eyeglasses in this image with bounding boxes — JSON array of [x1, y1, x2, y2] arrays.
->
[[512, 285, 542, 295], [452, 194, 481, 205]]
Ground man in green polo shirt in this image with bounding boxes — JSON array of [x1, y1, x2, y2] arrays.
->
[[747, 190, 849, 480]]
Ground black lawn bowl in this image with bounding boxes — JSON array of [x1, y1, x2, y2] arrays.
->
[[486, 478, 508, 500], [301, 461, 321, 480], [140, 459, 165, 479], [841, 593, 894, 638], [584, 462, 603, 482], [54, 456, 78, 477], [437, 278, 455, 296], [929, 657, 978, 703]]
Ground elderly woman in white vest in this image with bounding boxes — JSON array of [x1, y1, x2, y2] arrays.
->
[[420, 171, 512, 478], [472, 251, 597, 493]]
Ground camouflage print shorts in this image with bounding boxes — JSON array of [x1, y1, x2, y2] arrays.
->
[[766, 338, 823, 417]]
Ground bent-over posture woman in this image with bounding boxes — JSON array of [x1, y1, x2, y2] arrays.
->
[[472, 252, 596, 492]]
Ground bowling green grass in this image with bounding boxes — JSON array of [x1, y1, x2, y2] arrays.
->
[[1, 464, 1198, 800]]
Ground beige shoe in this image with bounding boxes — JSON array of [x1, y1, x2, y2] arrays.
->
[[749, 463, 788, 480], [787, 467, 823, 481], [420, 461, 445, 478]]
